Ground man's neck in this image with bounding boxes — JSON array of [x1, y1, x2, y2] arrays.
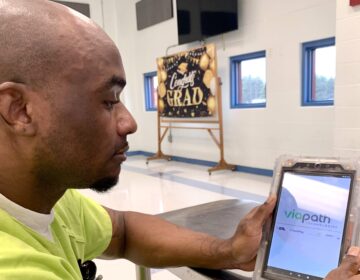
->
[[0, 181, 66, 214]]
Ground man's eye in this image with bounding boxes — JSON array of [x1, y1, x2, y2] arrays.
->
[[103, 101, 118, 110]]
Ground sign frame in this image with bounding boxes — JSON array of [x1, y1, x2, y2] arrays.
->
[[147, 44, 235, 174]]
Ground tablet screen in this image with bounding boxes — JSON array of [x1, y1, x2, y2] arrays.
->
[[263, 170, 354, 280]]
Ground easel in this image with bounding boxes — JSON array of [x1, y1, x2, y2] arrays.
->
[[146, 76, 235, 174]]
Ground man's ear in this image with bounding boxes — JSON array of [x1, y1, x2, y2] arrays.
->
[[0, 82, 36, 136]]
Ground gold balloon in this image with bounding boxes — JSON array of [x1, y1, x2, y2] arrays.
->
[[203, 69, 214, 88], [157, 58, 164, 69], [209, 77, 217, 95], [158, 82, 166, 98], [206, 45, 215, 59], [177, 63, 188, 74], [160, 70, 167, 82], [199, 54, 210, 71], [209, 59, 216, 72], [158, 99, 165, 113], [207, 96, 216, 114]]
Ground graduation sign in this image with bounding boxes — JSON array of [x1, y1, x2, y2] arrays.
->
[[156, 44, 217, 118]]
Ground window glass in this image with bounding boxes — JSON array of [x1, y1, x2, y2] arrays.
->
[[230, 51, 266, 108], [240, 57, 266, 104], [302, 37, 335, 106], [313, 46, 335, 102], [144, 72, 158, 111]]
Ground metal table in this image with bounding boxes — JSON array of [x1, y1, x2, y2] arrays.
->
[[136, 198, 261, 280]]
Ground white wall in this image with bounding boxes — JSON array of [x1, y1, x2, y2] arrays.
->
[[334, 2, 360, 157], [214, 0, 337, 169], [112, 0, 338, 170], [102, 0, 360, 170]]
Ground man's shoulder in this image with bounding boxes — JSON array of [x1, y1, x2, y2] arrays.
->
[[54, 189, 84, 219], [0, 229, 78, 279], [0, 220, 80, 280], [57, 189, 82, 206], [0, 226, 33, 248], [53, 189, 113, 260], [53, 189, 111, 241], [0, 209, 34, 239], [0, 210, 53, 251], [55, 189, 109, 223], [0, 225, 55, 263]]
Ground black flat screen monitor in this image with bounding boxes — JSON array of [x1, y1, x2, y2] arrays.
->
[[176, 0, 238, 45]]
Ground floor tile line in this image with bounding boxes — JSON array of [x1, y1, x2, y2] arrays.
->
[[123, 165, 266, 202]]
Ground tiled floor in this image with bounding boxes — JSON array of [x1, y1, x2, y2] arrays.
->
[[79, 155, 272, 280]]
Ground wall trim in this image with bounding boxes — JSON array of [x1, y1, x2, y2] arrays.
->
[[127, 151, 273, 177]]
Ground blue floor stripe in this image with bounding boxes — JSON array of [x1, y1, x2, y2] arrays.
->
[[123, 164, 267, 203], [127, 150, 273, 177]]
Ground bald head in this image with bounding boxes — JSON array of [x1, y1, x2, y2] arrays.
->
[[0, 0, 115, 90], [0, 0, 136, 213]]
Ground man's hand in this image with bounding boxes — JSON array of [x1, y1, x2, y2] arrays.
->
[[227, 196, 276, 271], [325, 247, 360, 280]]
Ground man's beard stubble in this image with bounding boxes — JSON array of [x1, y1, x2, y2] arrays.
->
[[33, 124, 121, 194], [33, 143, 120, 194], [89, 176, 119, 193]]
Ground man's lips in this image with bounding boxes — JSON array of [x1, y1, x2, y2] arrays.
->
[[114, 143, 129, 160]]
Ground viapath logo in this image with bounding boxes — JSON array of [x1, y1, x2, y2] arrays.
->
[[284, 209, 331, 224]]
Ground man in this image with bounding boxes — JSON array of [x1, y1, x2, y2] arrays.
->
[[0, 0, 358, 279]]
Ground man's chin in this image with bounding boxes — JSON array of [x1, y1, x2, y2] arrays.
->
[[89, 176, 119, 193]]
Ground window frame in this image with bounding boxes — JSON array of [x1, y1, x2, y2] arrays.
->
[[144, 71, 158, 112], [301, 37, 335, 106], [230, 50, 266, 109]]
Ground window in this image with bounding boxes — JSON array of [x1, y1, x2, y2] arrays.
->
[[230, 51, 266, 108], [302, 37, 335, 106], [144, 71, 158, 111]]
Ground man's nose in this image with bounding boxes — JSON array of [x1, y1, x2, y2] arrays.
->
[[116, 105, 137, 136]]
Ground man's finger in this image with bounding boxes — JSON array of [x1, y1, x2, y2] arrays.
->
[[249, 196, 276, 227], [341, 247, 360, 276], [325, 247, 360, 280]]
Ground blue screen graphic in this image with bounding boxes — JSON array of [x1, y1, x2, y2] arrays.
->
[[266, 172, 352, 278]]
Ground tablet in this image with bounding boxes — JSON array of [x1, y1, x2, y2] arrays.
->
[[253, 156, 360, 280]]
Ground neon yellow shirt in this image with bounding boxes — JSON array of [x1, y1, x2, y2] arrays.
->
[[0, 189, 112, 279]]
